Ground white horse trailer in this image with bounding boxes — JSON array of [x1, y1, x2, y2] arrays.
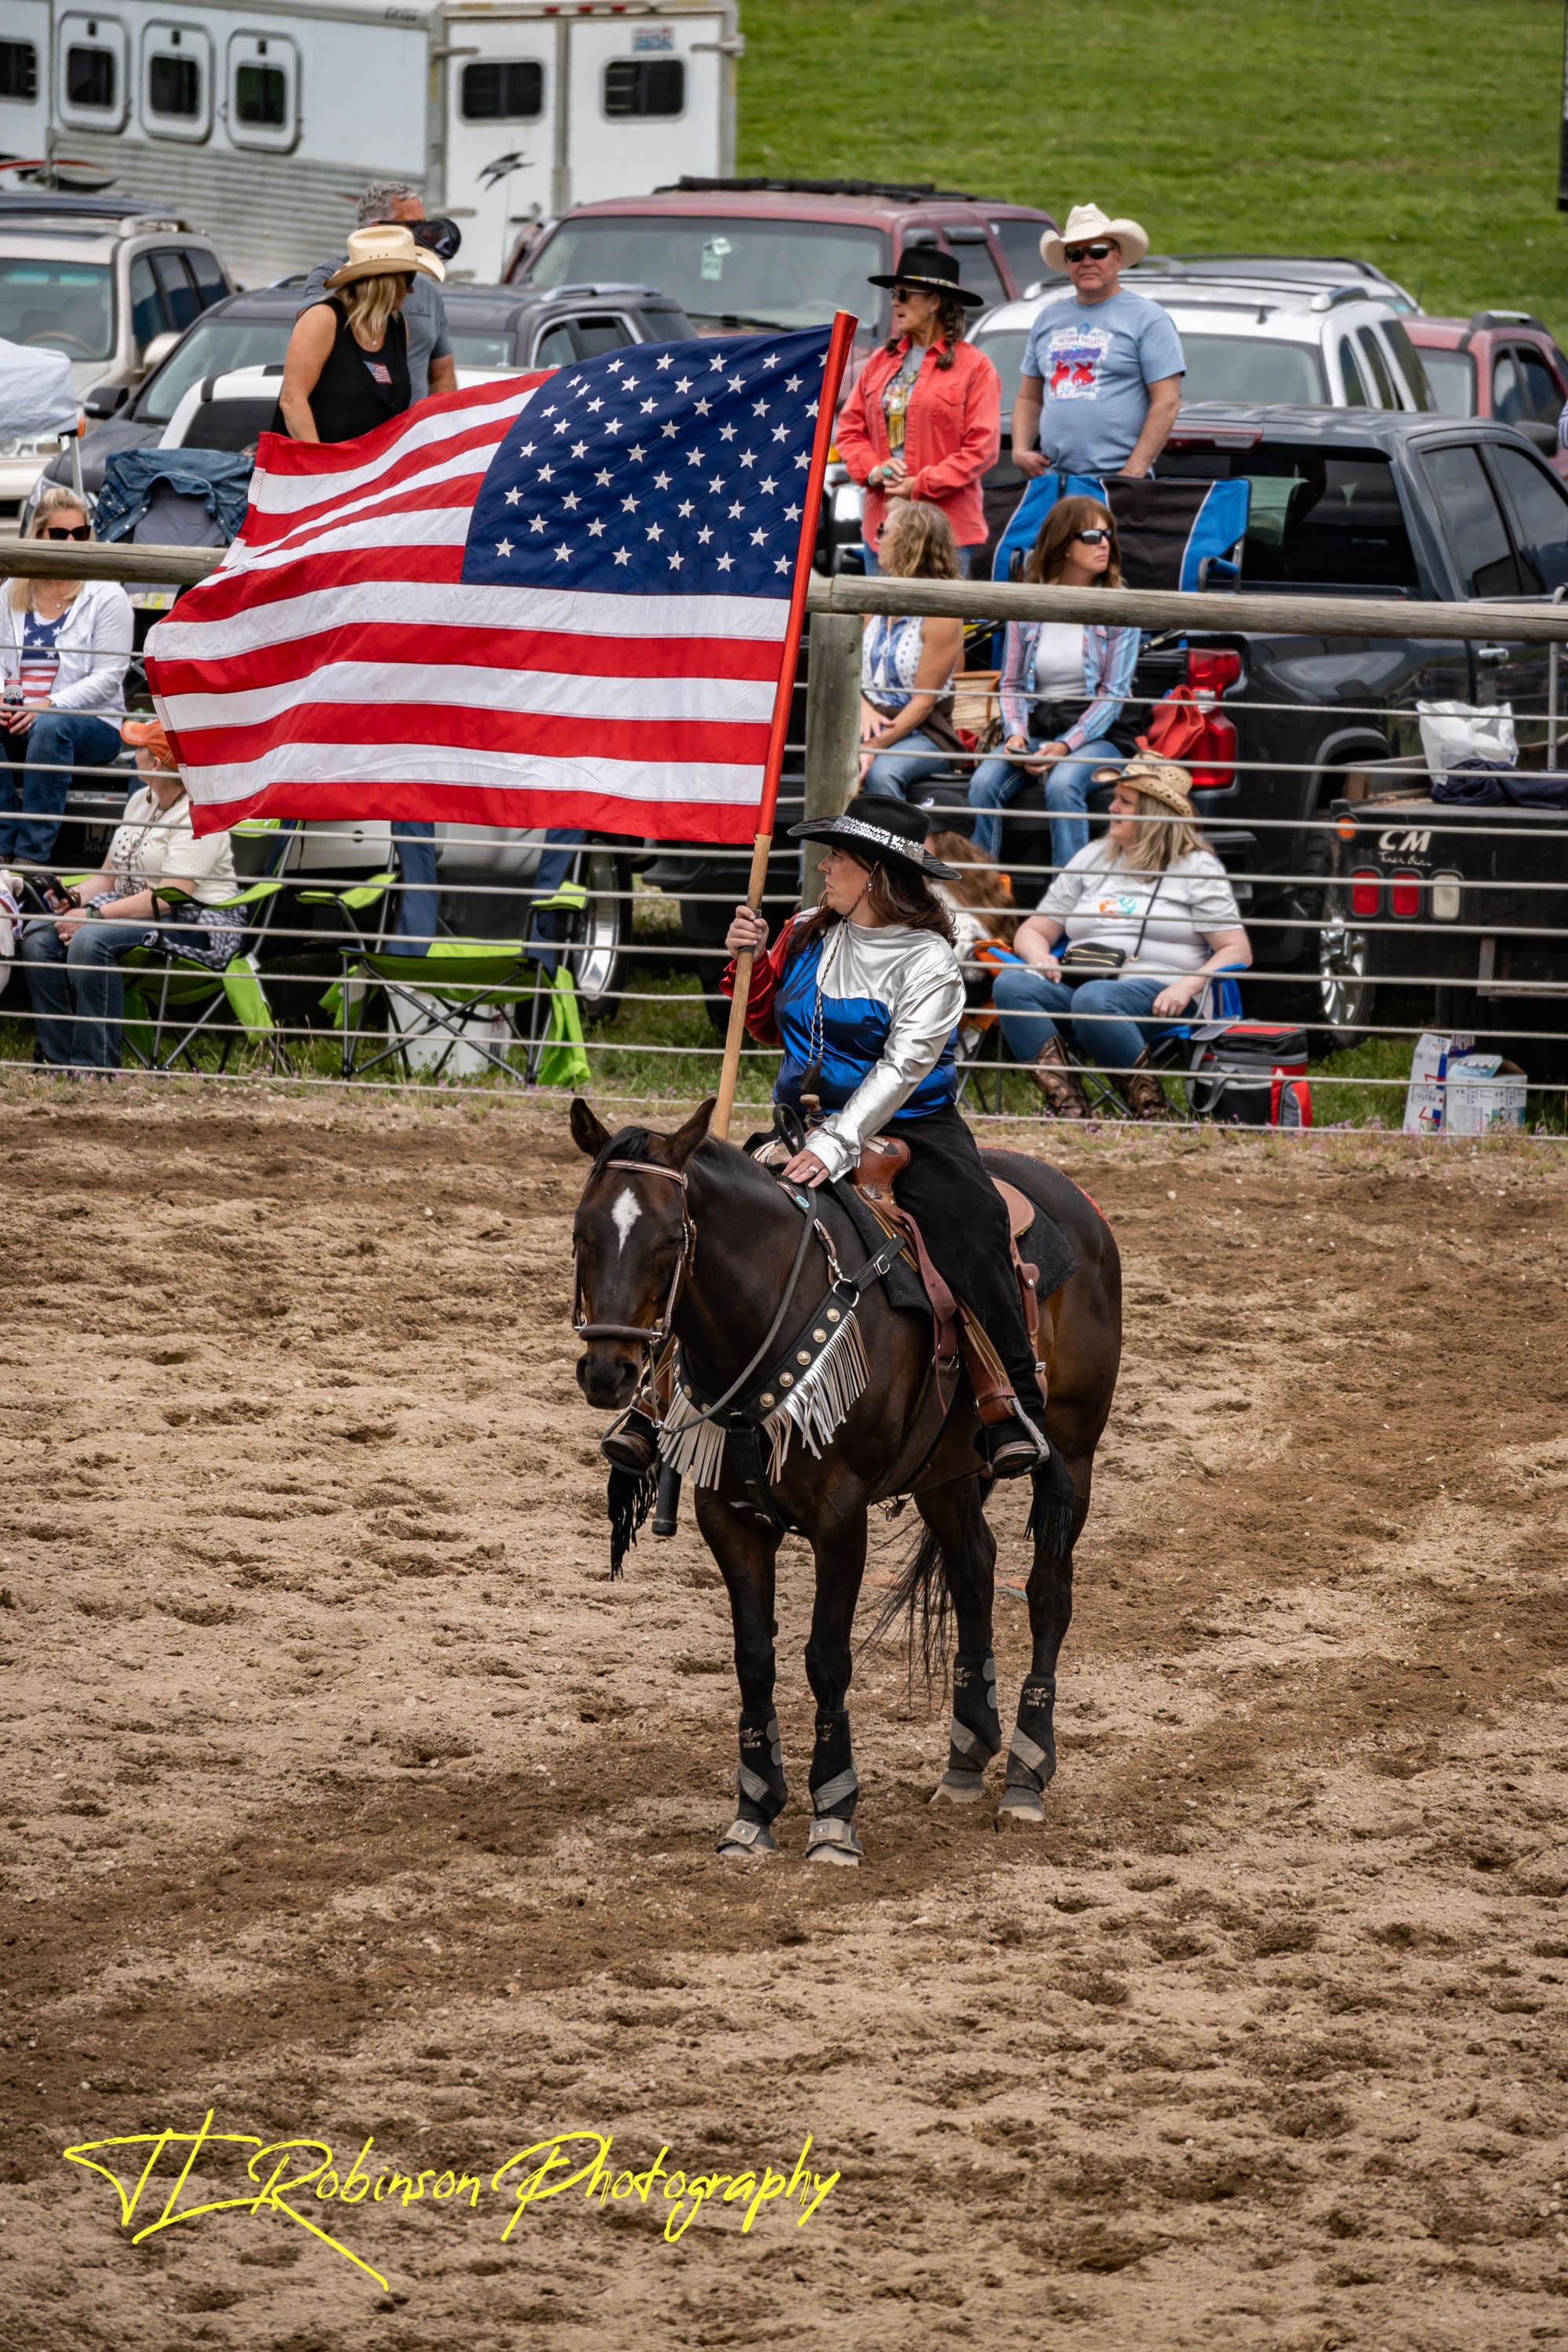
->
[[0, 0, 740, 285]]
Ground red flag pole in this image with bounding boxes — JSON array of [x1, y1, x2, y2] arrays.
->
[[712, 307, 858, 1142]]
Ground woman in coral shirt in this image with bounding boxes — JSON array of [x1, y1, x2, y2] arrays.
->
[[835, 246, 1001, 575]]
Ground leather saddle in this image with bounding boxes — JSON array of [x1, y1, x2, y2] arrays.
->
[[851, 1133, 1041, 1425]]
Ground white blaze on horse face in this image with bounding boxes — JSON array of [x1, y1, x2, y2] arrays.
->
[[610, 1187, 641, 1254]]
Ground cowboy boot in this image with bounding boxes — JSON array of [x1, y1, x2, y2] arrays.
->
[[1118, 1050, 1170, 1122], [1028, 1036, 1090, 1119]]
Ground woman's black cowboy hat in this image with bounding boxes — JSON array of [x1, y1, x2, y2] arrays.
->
[[866, 244, 985, 308], [789, 794, 959, 880]]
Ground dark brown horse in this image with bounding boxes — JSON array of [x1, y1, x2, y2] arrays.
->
[[569, 1096, 1121, 1863]]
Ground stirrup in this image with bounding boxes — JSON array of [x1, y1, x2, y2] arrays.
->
[[981, 1405, 1051, 1482], [600, 1406, 658, 1475]]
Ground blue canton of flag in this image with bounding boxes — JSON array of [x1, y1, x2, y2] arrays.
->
[[462, 326, 831, 597]]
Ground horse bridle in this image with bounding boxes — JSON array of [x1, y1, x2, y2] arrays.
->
[[572, 1158, 697, 1348], [572, 1156, 829, 1428]]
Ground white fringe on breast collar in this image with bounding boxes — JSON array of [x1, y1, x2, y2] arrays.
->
[[658, 1305, 871, 1490]]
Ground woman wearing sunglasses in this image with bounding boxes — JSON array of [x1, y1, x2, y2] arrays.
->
[[834, 246, 1000, 576], [0, 485, 133, 871], [966, 495, 1141, 874]]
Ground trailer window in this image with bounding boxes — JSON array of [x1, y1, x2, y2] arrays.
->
[[604, 58, 684, 117], [147, 51, 199, 117], [236, 62, 284, 125], [0, 40, 38, 101], [460, 60, 543, 121], [66, 44, 116, 111]]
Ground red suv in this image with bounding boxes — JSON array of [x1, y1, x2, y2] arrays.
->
[[1403, 313, 1568, 479], [507, 176, 1057, 359]]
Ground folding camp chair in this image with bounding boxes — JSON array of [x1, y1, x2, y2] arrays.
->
[[63, 819, 290, 1073], [966, 952, 1247, 1120], [304, 826, 591, 1086]]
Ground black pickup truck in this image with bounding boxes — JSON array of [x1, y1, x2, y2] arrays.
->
[[1118, 403, 1568, 1038], [1324, 756, 1568, 1074]]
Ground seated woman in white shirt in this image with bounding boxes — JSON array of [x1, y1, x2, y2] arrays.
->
[[990, 756, 1250, 1120], [19, 716, 239, 1072]]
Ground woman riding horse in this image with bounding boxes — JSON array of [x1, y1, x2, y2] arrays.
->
[[731, 795, 1048, 1479]]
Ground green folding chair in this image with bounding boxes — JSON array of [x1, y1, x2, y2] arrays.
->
[[64, 819, 290, 1074], [310, 873, 592, 1087]]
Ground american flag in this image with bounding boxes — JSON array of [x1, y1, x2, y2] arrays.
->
[[146, 325, 838, 840]]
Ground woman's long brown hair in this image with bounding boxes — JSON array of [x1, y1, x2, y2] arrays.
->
[[787, 850, 956, 964], [1023, 492, 1123, 589]]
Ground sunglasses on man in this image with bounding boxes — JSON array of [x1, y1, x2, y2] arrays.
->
[[43, 524, 91, 541], [1064, 241, 1116, 264]]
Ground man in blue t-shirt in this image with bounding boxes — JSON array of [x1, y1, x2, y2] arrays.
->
[[1013, 204, 1185, 481]]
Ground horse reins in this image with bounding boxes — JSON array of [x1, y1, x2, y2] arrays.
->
[[572, 1156, 826, 1425]]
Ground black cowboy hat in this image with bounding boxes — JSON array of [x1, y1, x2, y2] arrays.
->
[[866, 244, 985, 307], [789, 794, 959, 880]]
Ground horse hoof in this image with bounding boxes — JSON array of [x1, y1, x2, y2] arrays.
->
[[806, 1817, 863, 1866], [931, 1768, 987, 1806], [996, 1787, 1047, 1828], [717, 1817, 776, 1861]]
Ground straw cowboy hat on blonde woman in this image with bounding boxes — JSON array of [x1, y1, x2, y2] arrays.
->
[[1041, 203, 1151, 273], [324, 223, 445, 292]]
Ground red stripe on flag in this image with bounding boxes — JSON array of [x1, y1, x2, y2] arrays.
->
[[152, 619, 785, 695], [190, 777, 760, 843], [242, 423, 517, 546], [175, 543, 466, 621], [174, 702, 767, 764]]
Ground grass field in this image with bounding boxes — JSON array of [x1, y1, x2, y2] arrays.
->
[[739, 0, 1568, 339]]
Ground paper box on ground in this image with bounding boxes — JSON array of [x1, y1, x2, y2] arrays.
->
[[1403, 1030, 1475, 1134], [1442, 1054, 1528, 1137]]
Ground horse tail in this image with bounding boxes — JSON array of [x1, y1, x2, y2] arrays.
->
[[863, 1515, 953, 1690]]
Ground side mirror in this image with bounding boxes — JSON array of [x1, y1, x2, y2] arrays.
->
[[1515, 419, 1560, 457], [136, 329, 182, 378], [84, 380, 130, 419]]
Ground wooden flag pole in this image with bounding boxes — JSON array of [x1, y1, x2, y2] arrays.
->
[[711, 308, 858, 1143]]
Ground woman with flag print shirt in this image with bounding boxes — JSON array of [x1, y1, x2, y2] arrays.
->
[[277, 225, 445, 445]]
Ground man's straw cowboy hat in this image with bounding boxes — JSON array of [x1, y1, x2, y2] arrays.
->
[[1041, 203, 1151, 274]]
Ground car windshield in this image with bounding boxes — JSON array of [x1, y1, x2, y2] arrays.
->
[[135, 316, 294, 423], [527, 216, 888, 332], [1178, 333, 1327, 405], [1417, 347, 1476, 418], [0, 257, 113, 361], [446, 325, 519, 368], [1160, 446, 1418, 592]]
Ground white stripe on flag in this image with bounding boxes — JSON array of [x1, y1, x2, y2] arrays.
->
[[162, 660, 777, 730], [180, 739, 763, 808], [147, 583, 793, 660]]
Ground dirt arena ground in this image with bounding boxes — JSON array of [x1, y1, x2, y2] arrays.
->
[[2, 1080, 1566, 2352]]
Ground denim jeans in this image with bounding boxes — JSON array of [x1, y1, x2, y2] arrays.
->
[[18, 916, 149, 1068], [0, 710, 125, 867], [527, 826, 581, 972], [862, 541, 973, 577], [991, 964, 1178, 1082], [861, 726, 956, 800], [967, 735, 1126, 870]]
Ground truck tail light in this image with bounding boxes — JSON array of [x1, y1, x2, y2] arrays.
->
[[1390, 870, 1421, 917], [1186, 711, 1236, 790], [1431, 872, 1462, 920], [1185, 648, 1243, 695], [1349, 869, 1381, 916]]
